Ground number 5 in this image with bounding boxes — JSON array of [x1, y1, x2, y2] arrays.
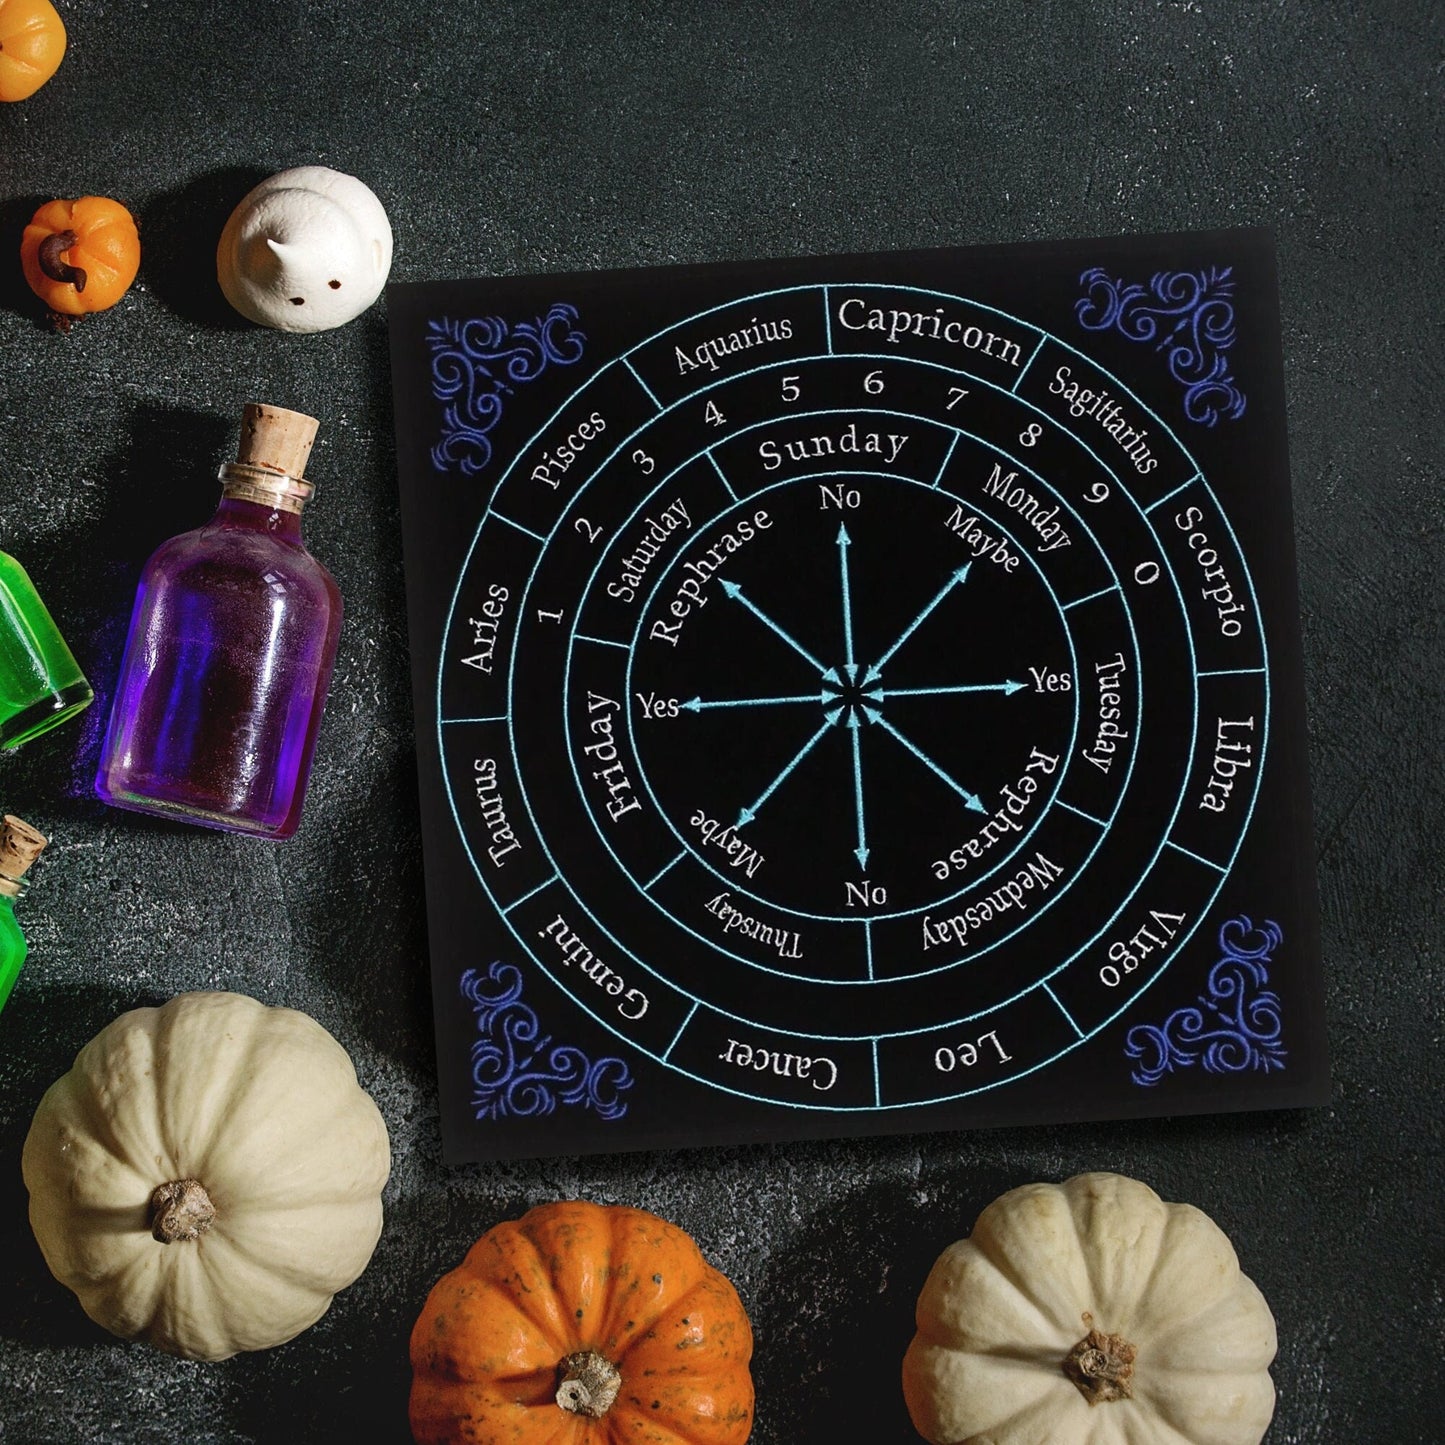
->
[[781, 375, 800, 402]]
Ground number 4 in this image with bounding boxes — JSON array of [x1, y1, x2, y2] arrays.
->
[[946, 386, 969, 410], [704, 400, 725, 427]]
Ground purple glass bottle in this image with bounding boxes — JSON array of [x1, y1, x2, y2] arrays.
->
[[96, 404, 341, 839]]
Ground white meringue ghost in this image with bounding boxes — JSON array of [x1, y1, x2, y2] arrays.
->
[[217, 166, 393, 332]]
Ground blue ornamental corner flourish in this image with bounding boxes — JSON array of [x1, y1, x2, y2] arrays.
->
[[1076, 266, 1247, 426], [428, 303, 586, 476], [1125, 916, 1286, 1087], [461, 961, 632, 1121]]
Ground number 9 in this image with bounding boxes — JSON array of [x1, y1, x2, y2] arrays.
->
[[1084, 481, 1109, 504]]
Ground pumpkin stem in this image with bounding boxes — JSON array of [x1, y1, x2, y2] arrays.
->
[[149, 1179, 217, 1244], [1063, 1312, 1137, 1405], [37, 232, 87, 293], [555, 1350, 622, 1419]]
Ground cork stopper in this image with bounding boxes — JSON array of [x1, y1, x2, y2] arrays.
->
[[0, 815, 47, 897], [222, 403, 320, 514], [236, 403, 318, 480]]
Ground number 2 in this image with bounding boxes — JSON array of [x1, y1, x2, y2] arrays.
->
[[574, 517, 602, 544]]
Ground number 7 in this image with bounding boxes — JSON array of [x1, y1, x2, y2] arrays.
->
[[946, 387, 969, 410]]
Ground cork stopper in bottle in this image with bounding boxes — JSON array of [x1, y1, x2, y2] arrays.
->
[[236, 403, 319, 481], [0, 815, 47, 897]]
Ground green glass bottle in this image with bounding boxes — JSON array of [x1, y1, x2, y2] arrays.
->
[[0, 550, 93, 749], [0, 815, 47, 1014]]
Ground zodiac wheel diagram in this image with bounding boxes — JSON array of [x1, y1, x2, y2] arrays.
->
[[437, 283, 1270, 1111]]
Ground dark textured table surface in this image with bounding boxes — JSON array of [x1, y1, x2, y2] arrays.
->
[[1, 3, 1441, 1442]]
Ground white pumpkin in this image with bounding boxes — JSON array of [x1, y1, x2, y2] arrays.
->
[[902, 1173, 1277, 1445], [217, 165, 393, 332], [22, 990, 391, 1361]]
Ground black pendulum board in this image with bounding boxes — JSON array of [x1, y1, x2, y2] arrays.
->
[[389, 229, 1326, 1162]]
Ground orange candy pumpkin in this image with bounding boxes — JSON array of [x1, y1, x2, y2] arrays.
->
[[20, 197, 141, 323], [0, 0, 66, 102], [410, 1201, 755, 1445]]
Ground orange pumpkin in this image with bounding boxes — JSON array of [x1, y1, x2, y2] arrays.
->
[[410, 1200, 755, 1445], [20, 197, 141, 324], [0, 0, 66, 102]]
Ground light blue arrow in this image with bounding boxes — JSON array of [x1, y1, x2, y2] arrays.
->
[[865, 707, 987, 812], [837, 524, 857, 682], [683, 690, 837, 712], [878, 679, 1027, 699], [862, 563, 971, 684], [848, 708, 869, 868], [736, 710, 842, 828], [721, 579, 830, 675]]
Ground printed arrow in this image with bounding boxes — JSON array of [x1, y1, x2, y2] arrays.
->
[[682, 690, 839, 712], [736, 709, 843, 828], [848, 707, 869, 868], [721, 579, 830, 675], [864, 706, 987, 813], [862, 563, 971, 685], [877, 679, 1027, 699], [837, 523, 858, 682]]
